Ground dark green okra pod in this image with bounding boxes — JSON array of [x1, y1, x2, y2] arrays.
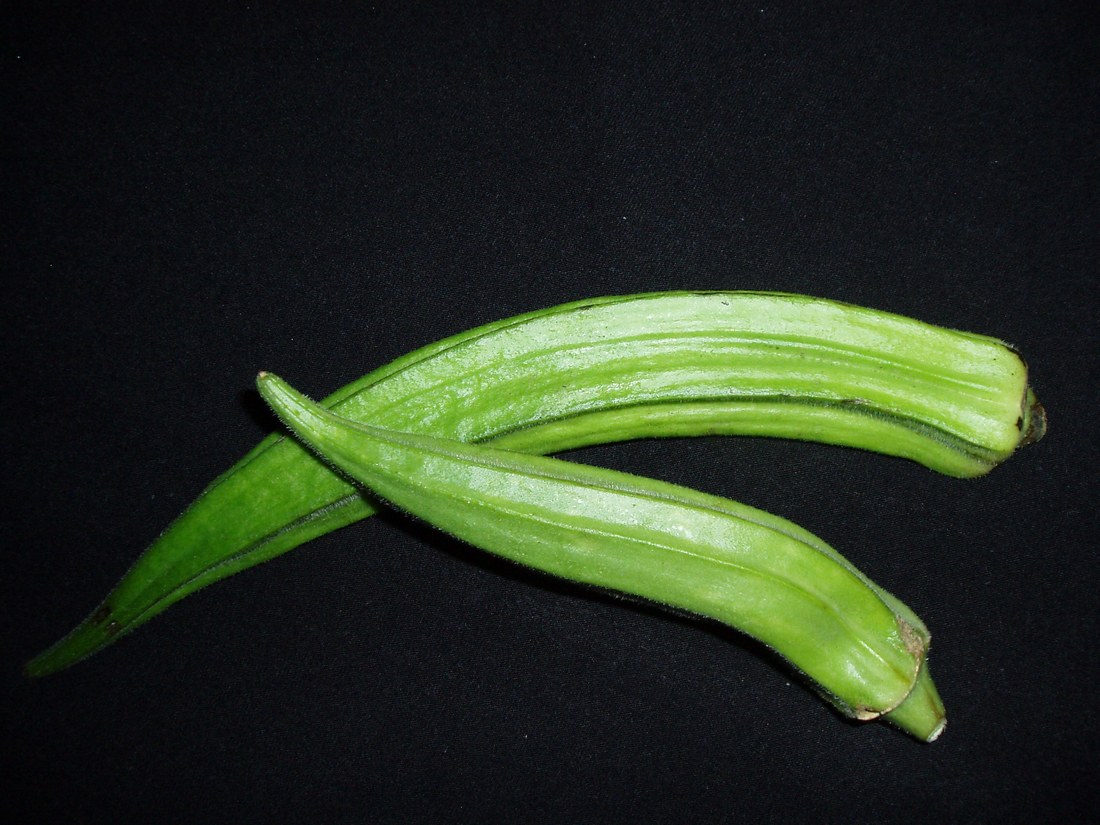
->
[[258, 372, 947, 741]]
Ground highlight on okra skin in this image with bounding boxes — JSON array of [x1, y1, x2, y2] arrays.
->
[[25, 292, 1044, 679], [256, 371, 947, 742]]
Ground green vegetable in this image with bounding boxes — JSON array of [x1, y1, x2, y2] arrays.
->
[[257, 372, 947, 741], [26, 292, 1042, 677]]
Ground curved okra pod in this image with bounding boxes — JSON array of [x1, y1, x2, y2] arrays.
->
[[26, 292, 1043, 677], [257, 372, 947, 741]]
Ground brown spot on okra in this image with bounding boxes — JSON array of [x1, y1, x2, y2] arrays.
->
[[898, 617, 927, 659], [91, 604, 121, 636]]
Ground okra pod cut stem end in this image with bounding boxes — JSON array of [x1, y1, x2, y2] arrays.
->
[[1021, 387, 1047, 447], [880, 661, 946, 742]]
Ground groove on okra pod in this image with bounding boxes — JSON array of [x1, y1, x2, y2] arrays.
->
[[26, 292, 1043, 677], [256, 372, 947, 742]]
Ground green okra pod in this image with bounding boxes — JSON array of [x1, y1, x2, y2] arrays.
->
[[27, 292, 1042, 677], [257, 372, 947, 742]]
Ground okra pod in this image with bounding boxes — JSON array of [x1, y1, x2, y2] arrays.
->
[[257, 372, 947, 741]]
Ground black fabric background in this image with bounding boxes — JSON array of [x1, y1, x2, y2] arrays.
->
[[4, 3, 1098, 822]]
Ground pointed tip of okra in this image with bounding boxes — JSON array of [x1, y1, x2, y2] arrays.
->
[[24, 604, 121, 679], [880, 661, 947, 743], [256, 372, 286, 402], [256, 372, 295, 410], [256, 373, 328, 439], [257, 371, 290, 394]]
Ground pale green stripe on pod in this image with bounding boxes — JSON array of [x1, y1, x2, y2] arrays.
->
[[26, 292, 1041, 677], [256, 372, 947, 742]]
